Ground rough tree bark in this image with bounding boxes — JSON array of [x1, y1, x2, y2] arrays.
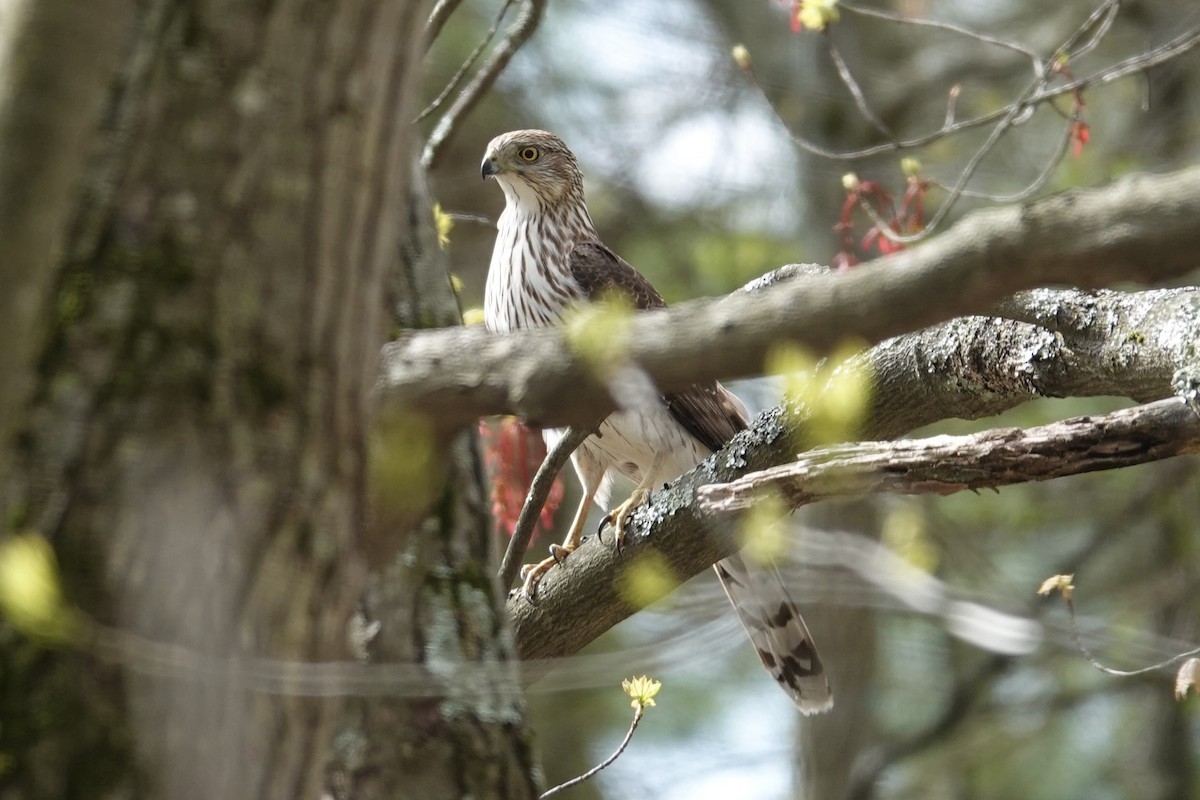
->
[[0, 0, 136, 485], [0, 1, 535, 799]]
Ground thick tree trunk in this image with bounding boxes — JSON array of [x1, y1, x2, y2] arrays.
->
[[1, 1, 536, 798], [324, 172, 539, 799], [0, 0, 136, 485]]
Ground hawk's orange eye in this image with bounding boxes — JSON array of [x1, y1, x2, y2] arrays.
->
[[518, 146, 539, 162]]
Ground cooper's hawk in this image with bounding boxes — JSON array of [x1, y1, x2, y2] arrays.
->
[[482, 129, 832, 713]]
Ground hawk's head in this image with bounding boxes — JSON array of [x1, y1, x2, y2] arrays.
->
[[481, 129, 585, 210]]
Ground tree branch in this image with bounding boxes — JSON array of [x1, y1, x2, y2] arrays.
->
[[416, 0, 515, 123], [498, 422, 598, 589], [381, 165, 1200, 430], [420, 0, 547, 168], [510, 394, 1199, 665], [863, 286, 1200, 439], [424, 0, 465, 49], [506, 283, 1200, 664], [698, 398, 1200, 514]]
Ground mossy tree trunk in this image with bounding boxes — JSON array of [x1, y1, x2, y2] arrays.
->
[[0, 1, 536, 798]]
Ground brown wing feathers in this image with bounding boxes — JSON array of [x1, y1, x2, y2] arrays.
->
[[568, 242, 667, 311], [568, 241, 747, 452]]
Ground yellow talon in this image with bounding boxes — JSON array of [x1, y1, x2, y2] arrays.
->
[[600, 487, 651, 553], [518, 543, 578, 600]]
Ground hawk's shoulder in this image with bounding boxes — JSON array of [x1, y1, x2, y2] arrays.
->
[[568, 241, 666, 311]]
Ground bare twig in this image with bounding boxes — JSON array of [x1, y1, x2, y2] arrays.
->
[[904, 0, 1113, 240], [846, 654, 1014, 800], [915, 108, 1074, 204], [1062, 0, 1121, 62], [540, 704, 646, 797], [840, 1, 1042, 69], [919, 21, 1200, 209], [424, 0, 465, 50], [943, 84, 960, 129], [1036, 24, 1200, 102], [750, 22, 1200, 164], [499, 422, 598, 590], [421, 0, 548, 168], [448, 211, 492, 226], [747, 0, 1199, 213], [908, 0, 1113, 225], [1041, 579, 1200, 679], [899, 3, 1124, 230], [416, 0, 515, 123], [824, 30, 894, 140]]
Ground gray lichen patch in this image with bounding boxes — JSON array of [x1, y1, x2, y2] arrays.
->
[[422, 583, 524, 725]]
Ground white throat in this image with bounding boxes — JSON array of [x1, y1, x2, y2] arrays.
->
[[496, 175, 545, 215]]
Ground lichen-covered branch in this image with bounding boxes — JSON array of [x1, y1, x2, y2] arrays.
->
[[511, 394, 1199, 665], [508, 281, 1200, 664], [864, 286, 1200, 439], [381, 165, 1200, 430], [698, 398, 1200, 514]]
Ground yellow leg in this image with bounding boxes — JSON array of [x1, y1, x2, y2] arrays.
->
[[600, 452, 666, 553], [517, 472, 600, 600]]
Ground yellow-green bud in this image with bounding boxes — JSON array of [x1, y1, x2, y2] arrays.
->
[[731, 44, 752, 71]]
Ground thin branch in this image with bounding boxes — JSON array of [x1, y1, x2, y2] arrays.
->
[[416, 0, 515, 123], [943, 84, 961, 128], [1045, 582, 1200, 679], [768, 3, 1152, 247], [877, 108, 1073, 230], [925, 107, 1072, 202], [499, 422, 598, 590], [846, 655, 1013, 800], [746, 1, 1198, 170], [421, 0, 548, 169], [825, 30, 894, 140], [906, 0, 1116, 241], [424, 0, 465, 50], [1062, 0, 1121, 62], [698, 399, 1200, 515], [448, 211, 492, 226], [839, 1, 1042, 69], [749, 74, 1003, 161], [540, 706, 645, 798], [1035, 24, 1200, 102]]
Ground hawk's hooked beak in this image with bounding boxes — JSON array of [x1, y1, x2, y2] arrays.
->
[[481, 156, 500, 180]]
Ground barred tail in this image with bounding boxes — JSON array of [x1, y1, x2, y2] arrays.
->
[[714, 554, 833, 715]]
